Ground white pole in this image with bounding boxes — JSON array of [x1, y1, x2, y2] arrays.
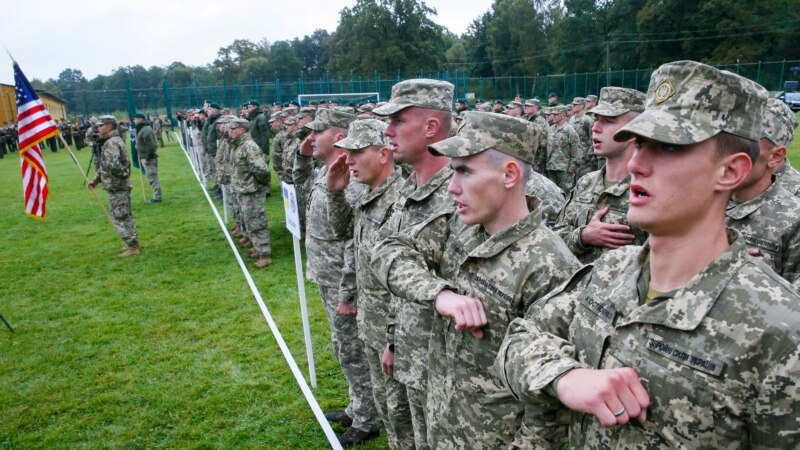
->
[[293, 236, 316, 388], [222, 186, 228, 224]]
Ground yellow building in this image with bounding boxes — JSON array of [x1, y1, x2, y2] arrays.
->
[[0, 84, 68, 126]]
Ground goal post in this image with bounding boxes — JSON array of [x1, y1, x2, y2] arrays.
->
[[297, 92, 380, 106]]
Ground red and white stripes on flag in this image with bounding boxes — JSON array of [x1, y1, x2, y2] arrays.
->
[[14, 61, 58, 219]]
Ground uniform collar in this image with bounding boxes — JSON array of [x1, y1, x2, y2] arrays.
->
[[406, 164, 453, 202], [468, 211, 542, 260], [726, 178, 778, 220], [361, 170, 403, 206]]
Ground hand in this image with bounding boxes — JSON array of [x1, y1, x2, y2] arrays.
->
[[580, 207, 636, 249], [87, 181, 96, 190], [555, 368, 650, 427], [746, 247, 764, 261], [336, 301, 356, 316], [326, 153, 350, 193], [381, 345, 395, 377], [299, 135, 314, 157], [434, 289, 487, 340]]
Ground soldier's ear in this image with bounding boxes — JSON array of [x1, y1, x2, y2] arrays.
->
[[716, 152, 752, 193], [767, 145, 786, 171], [503, 160, 523, 189]]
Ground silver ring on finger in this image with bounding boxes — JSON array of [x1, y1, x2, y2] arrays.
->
[[613, 406, 626, 417]]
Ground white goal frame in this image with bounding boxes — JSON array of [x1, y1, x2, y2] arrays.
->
[[297, 92, 381, 106]]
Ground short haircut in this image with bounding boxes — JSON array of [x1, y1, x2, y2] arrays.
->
[[484, 148, 531, 186], [715, 132, 759, 164]]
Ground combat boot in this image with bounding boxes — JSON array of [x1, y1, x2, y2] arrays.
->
[[231, 226, 242, 238], [119, 244, 141, 257], [253, 256, 272, 269], [247, 248, 260, 259], [338, 427, 380, 448]]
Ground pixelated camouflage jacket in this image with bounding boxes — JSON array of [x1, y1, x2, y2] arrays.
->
[[726, 179, 800, 284], [389, 210, 579, 449], [553, 169, 648, 264], [231, 132, 270, 195], [295, 154, 363, 300], [328, 169, 404, 348], [214, 137, 233, 186], [495, 235, 800, 450], [775, 162, 800, 197], [371, 164, 454, 390], [92, 130, 131, 192], [270, 129, 288, 181], [525, 169, 566, 227], [546, 122, 580, 175]]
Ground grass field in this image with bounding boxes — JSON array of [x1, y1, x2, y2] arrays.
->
[[0, 137, 388, 449]]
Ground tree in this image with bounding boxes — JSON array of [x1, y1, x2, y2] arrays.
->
[[267, 41, 303, 80], [486, 0, 551, 76], [213, 38, 269, 81], [462, 12, 494, 77], [292, 29, 332, 77]]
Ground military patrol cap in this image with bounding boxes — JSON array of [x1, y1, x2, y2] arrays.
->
[[334, 119, 388, 150], [572, 97, 586, 105], [524, 99, 540, 106], [589, 87, 646, 117], [615, 60, 768, 144], [554, 105, 570, 114], [228, 117, 249, 129], [284, 116, 298, 125], [373, 78, 455, 116], [297, 107, 316, 118], [96, 115, 117, 125], [762, 97, 799, 147], [217, 114, 238, 124], [268, 112, 280, 123], [506, 101, 523, 109], [133, 113, 146, 120], [428, 111, 538, 164], [478, 102, 493, 112], [358, 103, 375, 112], [586, 94, 598, 103], [208, 102, 222, 110], [305, 107, 357, 131]]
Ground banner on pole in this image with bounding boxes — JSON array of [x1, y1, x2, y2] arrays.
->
[[281, 182, 301, 239]]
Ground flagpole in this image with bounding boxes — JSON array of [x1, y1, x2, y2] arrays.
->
[[137, 157, 148, 202], [60, 133, 115, 227]]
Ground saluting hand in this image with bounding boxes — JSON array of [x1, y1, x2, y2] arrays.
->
[[326, 153, 350, 193], [435, 289, 487, 340], [299, 135, 314, 157]]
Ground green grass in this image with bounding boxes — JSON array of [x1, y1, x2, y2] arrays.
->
[[0, 139, 389, 449]]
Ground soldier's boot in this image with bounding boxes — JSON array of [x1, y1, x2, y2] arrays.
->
[[238, 237, 251, 246], [324, 411, 353, 427], [253, 256, 272, 269], [338, 428, 380, 448], [247, 248, 260, 259], [231, 226, 242, 238], [119, 244, 141, 258]]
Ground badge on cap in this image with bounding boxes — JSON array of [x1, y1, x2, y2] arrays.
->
[[653, 79, 676, 105]]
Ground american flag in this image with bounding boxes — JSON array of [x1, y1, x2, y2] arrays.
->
[[14, 62, 58, 219]]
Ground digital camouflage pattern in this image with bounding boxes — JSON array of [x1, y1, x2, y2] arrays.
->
[[762, 97, 798, 147], [305, 107, 357, 131], [776, 162, 800, 197], [384, 209, 579, 449], [108, 190, 138, 247], [546, 120, 581, 194], [496, 235, 800, 449], [334, 119, 388, 150], [271, 128, 290, 183], [588, 87, 646, 117], [92, 130, 137, 246], [726, 180, 800, 284], [230, 131, 271, 257], [373, 78, 455, 116], [553, 169, 648, 264], [615, 60, 769, 144], [570, 112, 596, 177], [428, 111, 540, 164], [525, 168, 566, 226]]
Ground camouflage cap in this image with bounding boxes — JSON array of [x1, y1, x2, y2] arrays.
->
[[358, 103, 375, 112], [334, 119, 388, 150], [228, 117, 249, 129], [589, 87, 646, 117], [524, 98, 540, 106], [553, 105, 569, 114], [615, 60, 768, 144], [477, 102, 493, 112], [506, 101, 523, 109], [284, 116, 298, 125], [544, 107, 556, 115], [762, 97, 799, 147], [96, 115, 117, 125], [268, 112, 280, 123], [216, 114, 237, 125], [428, 111, 538, 164], [305, 107, 357, 131], [297, 107, 316, 118], [572, 97, 586, 105], [373, 78, 454, 116], [586, 94, 598, 103]]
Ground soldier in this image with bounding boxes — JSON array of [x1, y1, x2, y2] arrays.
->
[[152, 113, 164, 148], [454, 99, 469, 114], [271, 111, 291, 184], [526, 168, 566, 227], [585, 94, 598, 114], [380, 111, 579, 448], [133, 113, 162, 203], [726, 97, 800, 284], [163, 114, 173, 143], [326, 119, 414, 449], [492, 100, 505, 113], [546, 105, 581, 194], [769, 98, 800, 196], [213, 115, 244, 238], [87, 115, 140, 257], [553, 87, 649, 264], [203, 103, 222, 199], [371, 79, 455, 450], [525, 99, 550, 173], [294, 109, 380, 447], [496, 60, 800, 449], [244, 100, 270, 157], [229, 117, 272, 269], [570, 97, 596, 178], [505, 100, 523, 118], [547, 92, 558, 106]]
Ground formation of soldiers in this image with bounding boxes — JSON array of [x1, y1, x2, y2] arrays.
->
[[165, 59, 800, 449]]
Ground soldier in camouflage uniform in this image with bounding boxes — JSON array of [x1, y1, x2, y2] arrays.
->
[[726, 97, 800, 284], [293, 108, 380, 447], [87, 115, 140, 257], [380, 111, 579, 448], [546, 105, 581, 194], [524, 99, 549, 173], [496, 60, 800, 449], [553, 87, 649, 264], [371, 79, 455, 450], [229, 117, 272, 269], [525, 168, 565, 227], [570, 97, 597, 178], [133, 113, 162, 203], [213, 115, 245, 238], [151, 113, 164, 148], [326, 119, 414, 449], [203, 103, 222, 198], [767, 98, 800, 196], [271, 111, 291, 183]]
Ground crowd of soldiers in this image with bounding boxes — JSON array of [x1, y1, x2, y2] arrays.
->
[[164, 59, 800, 449]]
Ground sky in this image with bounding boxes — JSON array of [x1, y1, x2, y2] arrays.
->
[[0, 0, 492, 86]]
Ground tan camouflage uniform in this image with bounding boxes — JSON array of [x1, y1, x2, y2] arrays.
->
[[546, 107, 581, 194], [775, 162, 800, 196], [230, 123, 271, 258], [91, 124, 138, 248], [525, 168, 566, 227]]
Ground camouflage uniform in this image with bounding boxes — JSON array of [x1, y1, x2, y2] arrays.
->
[[215, 116, 243, 232], [271, 126, 290, 183], [765, 98, 800, 197], [496, 236, 800, 449], [530, 113, 549, 173], [202, 110, 220, 183], [91, 126, 138, 248], [546, 106, 581, 194], [525, 168, 566, 227], [726, 178, 800, 284], [293, 112, 379, 434], [152, 116, 164, 148], [775, 162, 800, 196], [553, 170, 648, 264], [570, 99, 596, 179], [135, 120, 162, 201], [230, 124, 271, 258]]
